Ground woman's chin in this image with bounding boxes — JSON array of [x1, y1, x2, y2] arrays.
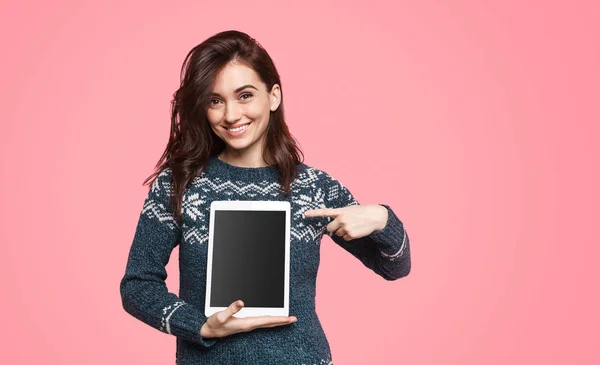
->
[[223, 138, 251, 150]]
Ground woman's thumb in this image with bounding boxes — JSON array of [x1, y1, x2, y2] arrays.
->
[[226, 300, 244, 317]]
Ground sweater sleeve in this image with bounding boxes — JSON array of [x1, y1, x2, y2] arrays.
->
[[119, 168, 218, 349], [321, 173, 411, 281]]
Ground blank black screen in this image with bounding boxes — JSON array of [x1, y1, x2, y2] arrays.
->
[[210, 210, 286, 308]]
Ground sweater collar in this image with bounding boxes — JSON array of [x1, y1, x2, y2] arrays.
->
[[205, 154, 280, 182]]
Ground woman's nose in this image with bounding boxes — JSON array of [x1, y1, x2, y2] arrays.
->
[[224, 103, 242, 122]]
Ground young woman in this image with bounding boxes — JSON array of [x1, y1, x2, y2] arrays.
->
[[120, 30, 411, 364]]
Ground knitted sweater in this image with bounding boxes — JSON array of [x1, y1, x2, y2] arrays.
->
[[120, 155, 411, 364]]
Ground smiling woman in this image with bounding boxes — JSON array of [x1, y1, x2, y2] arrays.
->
[[206, 64, 281, 165], [148, 31, 301, 221], [119, 29, 411, 365]]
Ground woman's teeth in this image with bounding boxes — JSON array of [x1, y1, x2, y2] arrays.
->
[[229, 124, 250, 132]]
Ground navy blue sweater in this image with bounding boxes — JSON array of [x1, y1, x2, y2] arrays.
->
[[120, 155, 411, 364]]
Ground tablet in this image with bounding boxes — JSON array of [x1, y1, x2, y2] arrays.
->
[[205, 200, 290, 318]]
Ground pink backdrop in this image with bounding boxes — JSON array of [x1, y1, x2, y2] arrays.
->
[[1, 1, 598, 364]]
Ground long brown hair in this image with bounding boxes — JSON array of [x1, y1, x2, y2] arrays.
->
[[143, 30, 304, 224]]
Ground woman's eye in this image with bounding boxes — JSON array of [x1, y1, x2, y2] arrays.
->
[[209, 94, 251, 106]]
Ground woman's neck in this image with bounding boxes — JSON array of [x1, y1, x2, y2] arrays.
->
[[218, 149, 269, 168]]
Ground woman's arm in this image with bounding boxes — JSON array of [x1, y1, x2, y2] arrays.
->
[[119, 169, 218, 349], [321, 173, 411, 281]]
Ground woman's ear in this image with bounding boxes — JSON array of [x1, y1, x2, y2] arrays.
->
[[270, 84, 281, 112]]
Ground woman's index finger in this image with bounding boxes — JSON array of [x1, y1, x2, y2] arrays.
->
[[303, 208, 340, 217]]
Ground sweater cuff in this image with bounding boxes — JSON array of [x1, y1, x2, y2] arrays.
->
[[368, 204, 407, 258], [166, 302, 218, 348]]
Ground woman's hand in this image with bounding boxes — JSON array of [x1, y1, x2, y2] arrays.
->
[[304, 204, 388, 241], [200, 300, 297, 338]]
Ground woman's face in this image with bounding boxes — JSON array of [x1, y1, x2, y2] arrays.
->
[[206, 61, 280, 157]]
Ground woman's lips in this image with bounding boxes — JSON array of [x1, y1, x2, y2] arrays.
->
[[224, 122, 252, 137]]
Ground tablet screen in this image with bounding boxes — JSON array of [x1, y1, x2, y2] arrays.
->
[[210, 210, 286, 308]]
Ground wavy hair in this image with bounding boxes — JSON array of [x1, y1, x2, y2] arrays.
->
[[143, 30, 304, 223]]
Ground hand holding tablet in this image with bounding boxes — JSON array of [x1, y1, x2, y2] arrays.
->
[[200, 300, 297, 338]]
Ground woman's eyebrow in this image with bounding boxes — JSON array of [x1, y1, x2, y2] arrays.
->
[[211, 84, 258, 96]]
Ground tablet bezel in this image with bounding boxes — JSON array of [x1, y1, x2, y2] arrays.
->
[[205, 200, 290, 318]]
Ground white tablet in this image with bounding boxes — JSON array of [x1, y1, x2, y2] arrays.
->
[[205, 200, 290, 318]]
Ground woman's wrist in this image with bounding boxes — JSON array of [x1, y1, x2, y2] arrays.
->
[[374, 204, 389, 231], [200, 322, 214, 338]]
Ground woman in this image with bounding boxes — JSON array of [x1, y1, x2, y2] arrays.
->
[[120, 29, 411, 364]]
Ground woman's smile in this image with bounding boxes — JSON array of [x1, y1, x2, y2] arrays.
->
[[224, 121, 252, 137]]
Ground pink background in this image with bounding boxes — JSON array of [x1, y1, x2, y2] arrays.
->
[[1, 1, 598, 364]]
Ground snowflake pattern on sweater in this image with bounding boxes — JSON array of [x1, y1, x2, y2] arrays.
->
[[120, 155, 411, 364]]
